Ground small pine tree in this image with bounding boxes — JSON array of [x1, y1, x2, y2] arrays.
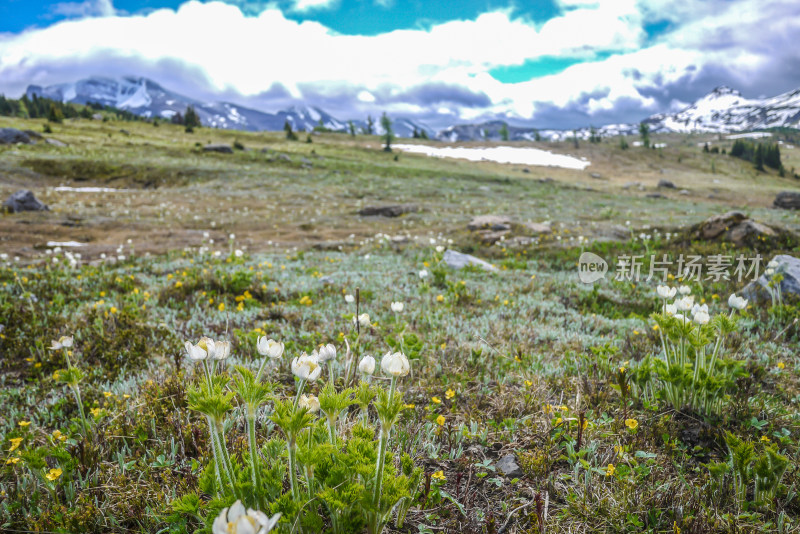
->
[[381, 112, 393, 152], [284, 120, 297, 141], [639, 122, 650, 148], [619, 136, 629, 150], [184, 106, 201, 130], [48, 103, 64, 124], [534, 130, 541, 142], [703, 142, 710, 153], [419, 129, 429, 140], [412, 127, 419, 139], [365, 115, 375, 135], [499, 123, 509, 141], [348, 121, 356, 137], [754, 143, 764, 171], [572, 130, 579, 149]]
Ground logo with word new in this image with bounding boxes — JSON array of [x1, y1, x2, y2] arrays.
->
[[578, 252, 608, 284]]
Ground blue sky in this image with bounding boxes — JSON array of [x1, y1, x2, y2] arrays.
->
[[1, 0, 799, 129]]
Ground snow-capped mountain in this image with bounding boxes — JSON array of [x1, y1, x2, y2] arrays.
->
[[436, 86, 800, 142], [643, 86, 800, 133], [25, 76, 432, 137]]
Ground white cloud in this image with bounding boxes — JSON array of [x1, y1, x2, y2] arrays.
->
[[0, 0, 797, 127], [292, 0, 338, 12], [51, 0, 116, 17]]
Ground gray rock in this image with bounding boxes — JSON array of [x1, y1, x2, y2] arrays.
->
[[467, 215, 512, 231], [45, 138, 68, 147], [495, 454, 523, 478], [646, 193, 667, 199], [700, 211, 747, 239], [679, 189, 690, 195], [91, 113, 103, 120], [443, 249, 497, 272], [203, 144, 234, 154], [277, 154, 291, 162], [319, 275, 335, 285], [23, 130, 44, 140], [657, 179, 676, 189], [358, 204, 418, 217], [478, 229, 510, 244], [521, 167, 530, 173], [0, 128, 33, 145], [774, 191, 800, 210], [590, 172, 603, 179], [742, 255, 800, 303], [3, 190, 49, 213], [523, 222, 551, 234]]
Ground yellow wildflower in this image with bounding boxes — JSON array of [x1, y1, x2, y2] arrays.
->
[[625, 419, 638, 430], [8, 437, 22, 452], [6, 457, 20, 465], [431, 470, 446, 481], [436, 295, 444, 302], [436, 415, 445, 426], [445, 389, 455, 399], [606, 464, 616, 476], [45, 468, 63, 481], [432, 396, 441, 404], [18, 421, 30, 428], [218, 303, 225, 312]]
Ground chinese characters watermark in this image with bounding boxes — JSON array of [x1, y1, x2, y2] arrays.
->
[[579, 253, 763, 284]]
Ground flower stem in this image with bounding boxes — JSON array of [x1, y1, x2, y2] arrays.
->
[[247, 412, 261, 497], [287, 435, 300, 501], [70, 385, 89, 437]]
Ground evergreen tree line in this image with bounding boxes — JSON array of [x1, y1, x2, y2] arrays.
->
[[0, 93, 151, 124], [729, 139, 782, 171]]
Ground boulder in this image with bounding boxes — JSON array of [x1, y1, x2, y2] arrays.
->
[[700, 211, 747, 239], [3, 190, 49, 213], [467, 215, 512, 231], [495, 454, 523, 478], [358, 204, 418, 217], [443, 249, 497, 272], [657, 179, 676, 189], [0, 128, 33, 145], [203, 144, 234, 154], [742, 255, 800, 303], [695, 211, 776, 246], [774, 191, 800, 210], [478, 230, 510, 244]]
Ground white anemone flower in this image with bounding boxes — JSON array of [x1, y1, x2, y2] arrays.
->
[[344, 294, 355, 303], [678, 285, 692, 295], [185, 337, 215, 361], [316, 343, 337, 363], [354, 313, 371, 328], [691, 303, 709, 317], [256, 337, 284, 359], [291, 354, 322, 382], [694, 310, 710, 325], [212, 500, 280, 534], [213, 340, 231, 360], [665, 303, 677, 316], [50, 336, 74, 350], [657, 285, 676, 299], [358, 355, 376, 375], [728, 293, 748, 310], [675, 296, 694, 311], [418, 269, 429, 279], [391, 301, 404, 313], [298, 394, 320, 413], [381, 351, 410, 377]]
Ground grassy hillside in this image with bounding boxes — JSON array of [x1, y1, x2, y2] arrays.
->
[[1, 116, 799, 533]]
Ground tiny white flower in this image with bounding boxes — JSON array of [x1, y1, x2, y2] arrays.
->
[[50, 335, 74, 350], [435, 245, 444, 253], [358, 355, 376, 375], [418, 269, 429, 279], [765, 268, 775, 276], [344, 294, 355, 303], [678, 285, 691, 295], [381, 351, 410, 377], [728, 293, 748, 310], [391, 301, 404, 313], [256, 337, 284, 358], [229, 233, 235, 240], [234, 249, 243, 258]]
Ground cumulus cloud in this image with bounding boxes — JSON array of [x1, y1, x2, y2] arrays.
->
[[0, 0, 797, 129], [292, 0, 339, 13]]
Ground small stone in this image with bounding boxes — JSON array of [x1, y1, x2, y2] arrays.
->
[[590, 172, 603, 179], [203, 144, 234, 154], [467, 215, 512, 231], [774, 191, 800, 210], [657, 179, 676, 189], [358, 205, 418, 217], [443, 249, 497, 272], [495, 454, 523, 478]]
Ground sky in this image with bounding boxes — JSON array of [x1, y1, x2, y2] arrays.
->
[[0, 0, 799, 130]]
